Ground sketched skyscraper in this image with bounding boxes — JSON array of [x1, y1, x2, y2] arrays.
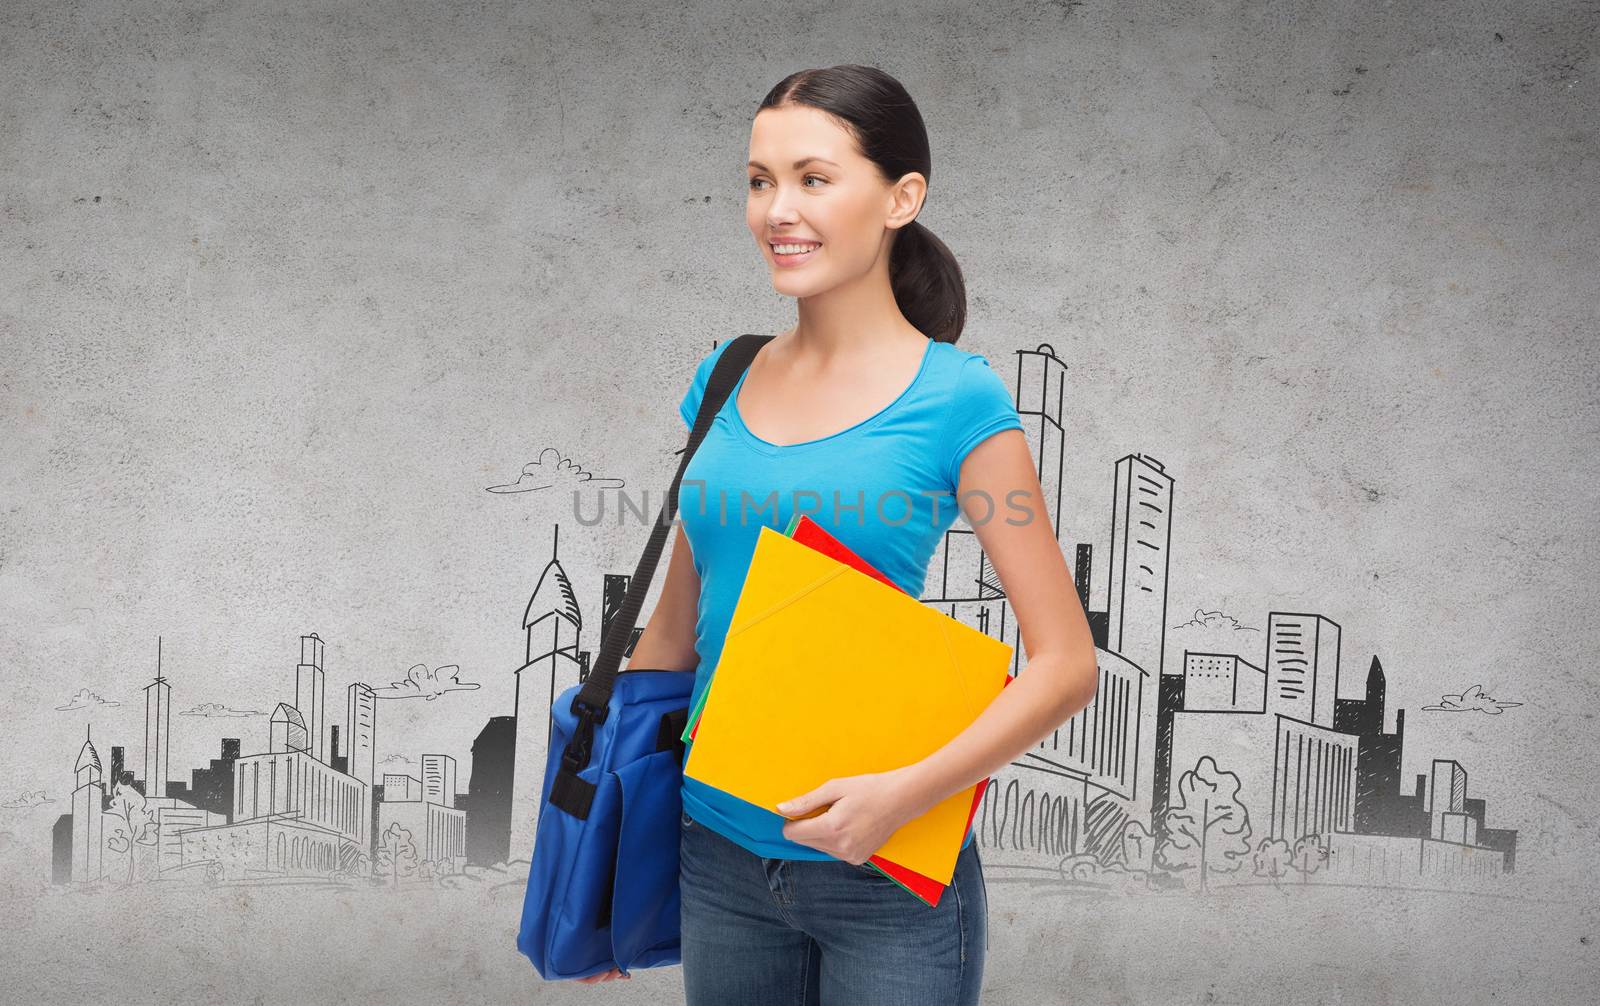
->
[[346, 681, 377, 849], [71, 726, 105, 882], [1265, 611, 1342, 728], [922, 344, 1066, 667], [143, 637, 171, 799], [1012, 343, 1069, 542], [511, 525, 586, 860], [1107, 454, 1175, 678], [296, 633, 327, 762], [345, 683, 377, 785], [422, 754, 458, 807]]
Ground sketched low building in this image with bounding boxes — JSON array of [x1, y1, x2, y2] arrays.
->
[[972, 646, 1150, 870], [178, 701, 370, 879], [1168, 706, 1359, 845], [1167, 709, 1514, 887], [1320, 759, 1513, 885], [59, 727, 227, 884], [180, 813, 348, 878], [145, 798, 227, 878], [376, 757, 466, 869]]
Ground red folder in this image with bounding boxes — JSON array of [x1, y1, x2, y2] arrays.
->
[[692, 513, 1009, 906]]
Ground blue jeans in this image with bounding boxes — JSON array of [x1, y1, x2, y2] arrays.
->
[[678, 807, 988, 1005]]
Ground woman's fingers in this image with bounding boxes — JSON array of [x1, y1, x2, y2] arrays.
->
[[575, 967, 630, 983]]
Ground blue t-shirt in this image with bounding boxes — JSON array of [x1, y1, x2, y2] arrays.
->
[[675, 336, 1024, 861]]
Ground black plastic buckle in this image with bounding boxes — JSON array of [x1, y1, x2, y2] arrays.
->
[[561, 716, 594, 774], [569, 693, 610, 726]]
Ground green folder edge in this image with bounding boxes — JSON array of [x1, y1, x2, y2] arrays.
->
[[679, 512, 931, 903]]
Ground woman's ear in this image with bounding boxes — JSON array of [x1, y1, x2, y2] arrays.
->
[[886, 171, 927, 229]]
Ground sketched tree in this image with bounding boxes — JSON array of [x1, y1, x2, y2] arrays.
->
[[1120, 819, 1155, 874], [1080, 792, 1130, 866], [1156, 755, 1252, 892], [1291, 833, 1330, 884], [104, 781, 160, 884], [376, 822, 419, 886], [1253, 837, 1294, 887], [336, 841, 372, 879]]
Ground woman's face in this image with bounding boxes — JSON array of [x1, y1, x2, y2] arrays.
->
[[745, 103, 922, 299]]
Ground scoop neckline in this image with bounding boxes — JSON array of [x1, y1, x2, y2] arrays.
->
[[728, 338, 938, 455]]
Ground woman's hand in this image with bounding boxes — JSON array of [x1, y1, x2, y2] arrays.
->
[[575, 967, 630, 984], [775, 767, 921, 864]]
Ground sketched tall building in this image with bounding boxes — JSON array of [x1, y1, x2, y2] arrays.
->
[[1333, 656, 1412, 836], [143, 649, 171, 799], [297, 633, 327, 761], [71, 726, 105, 883], [924, 344, 1071, 661], [421, 754, 457, 807], [1265, 612, 1342, 727], [510, 526, 585, 860], [466, 716, 515, 866], [923, 345, 1155, 869], [345, 682, 377, 849], [1012, 343, 1069, 542], [1107, 453, 1175, 680]]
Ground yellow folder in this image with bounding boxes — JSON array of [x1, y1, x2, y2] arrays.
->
[[683, 525, 1013, 884]]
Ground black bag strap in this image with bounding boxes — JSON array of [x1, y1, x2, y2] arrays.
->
[[548, 332, 773, 819]]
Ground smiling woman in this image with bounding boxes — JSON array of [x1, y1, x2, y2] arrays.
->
[[740, 75, 968, 347], [578, 64, 1097, 1004]]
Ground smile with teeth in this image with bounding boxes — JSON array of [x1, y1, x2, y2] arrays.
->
[[772, 241, 821, 259]]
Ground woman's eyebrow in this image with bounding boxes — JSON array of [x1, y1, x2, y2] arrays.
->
[[747, 157, 842, 170]]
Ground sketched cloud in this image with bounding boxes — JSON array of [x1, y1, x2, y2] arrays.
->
[[179, 702, 270, 717], [2, 790, 51, 810], [486, 446, 625, 495], [1423, 683, 1523, 715], [55, 687, 121, 710], [1171, 608, 1260, 634], [372, 663, 482, 701]]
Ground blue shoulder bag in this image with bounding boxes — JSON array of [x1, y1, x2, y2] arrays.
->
[[516, 333, 773, 980]]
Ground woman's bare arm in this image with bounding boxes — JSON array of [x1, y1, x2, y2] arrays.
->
[[578, 524, 700, 985], [876, 429, 1098, 820], [623, 522, 700, 672]]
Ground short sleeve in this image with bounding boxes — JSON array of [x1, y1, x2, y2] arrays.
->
[[943, 355, 1024, 488], [678, 338, 735, 431]]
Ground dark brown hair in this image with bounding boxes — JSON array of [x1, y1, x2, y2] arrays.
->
[[759, 65, 966, 344]]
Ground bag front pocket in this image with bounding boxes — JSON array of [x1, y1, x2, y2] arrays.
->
[[606, 748, 684, 969]]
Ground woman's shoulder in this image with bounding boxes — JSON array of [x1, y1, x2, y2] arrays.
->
[[925, 339, 1008, 389]]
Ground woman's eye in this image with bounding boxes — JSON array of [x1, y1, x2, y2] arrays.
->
[[747, 176, 826, 191]]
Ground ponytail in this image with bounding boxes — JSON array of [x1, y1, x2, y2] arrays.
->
[[889, 219, 966, 344]]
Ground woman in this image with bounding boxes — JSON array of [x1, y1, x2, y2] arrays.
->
[[581, 64, 1096, 1003]]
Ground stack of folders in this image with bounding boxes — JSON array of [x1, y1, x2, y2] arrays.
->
[[681, 516, 1014, 906]]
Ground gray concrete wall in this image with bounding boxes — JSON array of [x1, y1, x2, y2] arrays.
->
[[2, 1, 1596, 1003]]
